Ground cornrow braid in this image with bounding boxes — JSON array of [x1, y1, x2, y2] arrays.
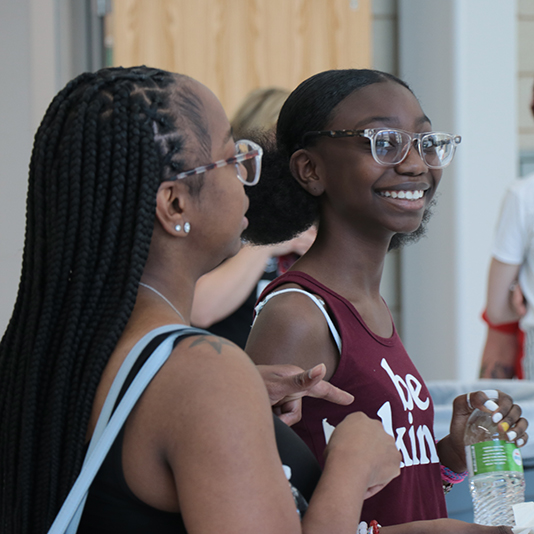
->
[[0, 66, 209, 533]]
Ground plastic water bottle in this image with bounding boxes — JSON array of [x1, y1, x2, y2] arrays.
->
[[464, 406, 525, 526]]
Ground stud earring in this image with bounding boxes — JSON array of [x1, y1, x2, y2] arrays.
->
[[175, 224, 182, 232], [184, 222, 191, 234]]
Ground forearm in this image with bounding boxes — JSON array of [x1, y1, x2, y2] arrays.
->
[[485, 259, 521, 324], [479, 328, 517, 379], [301, 453, 367, 534], [381, 518, 511, 534], [191, 245, 272, 327]]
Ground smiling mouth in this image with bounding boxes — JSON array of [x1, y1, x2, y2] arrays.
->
[[378, 190, 425, 200]]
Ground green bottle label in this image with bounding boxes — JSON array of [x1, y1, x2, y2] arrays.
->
[[466, 441, 523, 476]]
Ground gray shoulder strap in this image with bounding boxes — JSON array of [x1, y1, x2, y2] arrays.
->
[[254, 288, 342, 353]]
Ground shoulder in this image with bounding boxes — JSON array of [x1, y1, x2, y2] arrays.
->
[[162, 333, 266, 400], [256, 284, 331, 338], [136, 332, 275, 451], [134, 333, 270, 431], [247, 284, 339, 374]]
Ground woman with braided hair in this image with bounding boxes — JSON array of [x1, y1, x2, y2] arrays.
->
[[0, 66, 401, 534]]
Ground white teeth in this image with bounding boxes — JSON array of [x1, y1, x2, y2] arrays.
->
[[378, 190, 424, 200]]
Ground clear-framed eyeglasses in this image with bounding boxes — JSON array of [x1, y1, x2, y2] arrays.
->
[[171, 139, 263, 186], [302, 128, 462, 169]]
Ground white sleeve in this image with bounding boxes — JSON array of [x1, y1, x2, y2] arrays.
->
[[492, 184, 528, 265]]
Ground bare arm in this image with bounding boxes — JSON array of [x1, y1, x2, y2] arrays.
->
[[245, 290, 340, 380], [479, 258, 522, 378], [302, 413, 400, 534], [191, 244, 272, 327], [191, 229, 317, 328], [479, 328, 517, 378], [148, 337, 398, 534], [381, 519, 511, 534], [485, 258, 521, 324]]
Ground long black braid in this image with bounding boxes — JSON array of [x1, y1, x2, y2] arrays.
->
[[0, 66, 209, 533]]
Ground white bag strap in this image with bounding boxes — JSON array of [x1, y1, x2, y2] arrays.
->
[[254, 288, 342, 353], [48, 325, 206, 534], [85, 324, 188, 460]]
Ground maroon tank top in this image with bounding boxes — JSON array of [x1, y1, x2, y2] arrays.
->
[[255, 271, 447, 526]]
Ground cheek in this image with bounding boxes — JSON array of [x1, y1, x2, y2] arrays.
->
[[432, 169, 443, 189]]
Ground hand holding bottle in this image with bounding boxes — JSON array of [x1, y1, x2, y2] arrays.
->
[[442, 389, 529, 474]]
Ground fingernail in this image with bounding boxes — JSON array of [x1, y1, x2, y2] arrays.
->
[[485, 400, 499, 412], [517, 438, 525, 447], [507, 430, 517, 441], [501, 421, 510, 432], [482, 389, 499, 400], [307, 364, 324, 379], [492, 411, 503, 423]]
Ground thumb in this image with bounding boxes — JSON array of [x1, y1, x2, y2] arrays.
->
[[296, 363, 327, 390], [280, 364, 327, 396]]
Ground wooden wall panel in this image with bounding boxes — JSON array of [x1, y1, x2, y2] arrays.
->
[[112, 0, 371, 117]]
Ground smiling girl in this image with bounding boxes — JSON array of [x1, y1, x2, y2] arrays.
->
[[244, 69, 527, 532]]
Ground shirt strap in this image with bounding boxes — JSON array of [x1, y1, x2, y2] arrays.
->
[[254, 288, 342, 353]]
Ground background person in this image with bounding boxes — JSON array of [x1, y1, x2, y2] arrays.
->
[[479, 80, 534, 379], [191, 87, 316, 348]]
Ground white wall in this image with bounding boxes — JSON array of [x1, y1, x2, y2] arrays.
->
[[399, 0, 517, 381], [0, 0, 73, 333]]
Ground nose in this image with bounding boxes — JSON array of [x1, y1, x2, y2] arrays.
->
[[395, 139, 428, 175]]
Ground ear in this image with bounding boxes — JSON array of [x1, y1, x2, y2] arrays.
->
[[155, 181, 191, 237], [289, 149, 325, 197]]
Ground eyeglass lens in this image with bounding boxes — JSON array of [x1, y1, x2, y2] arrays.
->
[[374, 130, 456, 168], [235, 140, 260, 184]]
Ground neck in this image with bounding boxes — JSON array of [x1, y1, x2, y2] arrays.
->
[[299, 224, 389, 296], [138, 282, 187, 323], [138, 265, 196, 324]]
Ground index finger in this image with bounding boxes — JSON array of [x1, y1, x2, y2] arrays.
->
[[307, 380, 354, 406]]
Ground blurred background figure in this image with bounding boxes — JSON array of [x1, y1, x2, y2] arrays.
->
[[480, 80, 534, 379], [191, 87, 317, 348]]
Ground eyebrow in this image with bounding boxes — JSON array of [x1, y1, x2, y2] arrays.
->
[[353, 115, 432, 129]]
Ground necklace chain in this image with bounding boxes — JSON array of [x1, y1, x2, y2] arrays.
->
[[139, 282, 186, 323]]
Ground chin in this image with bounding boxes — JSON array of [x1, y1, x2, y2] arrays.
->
[[388, 201, 436, 251], [227, 237, 244, 259]]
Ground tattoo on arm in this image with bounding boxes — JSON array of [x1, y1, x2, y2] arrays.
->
[[188, 335, 235, 354], [480, 363, 515, 379]]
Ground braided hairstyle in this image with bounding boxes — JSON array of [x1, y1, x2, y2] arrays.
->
[[242, 68, 433, 250], [0, 66, 209, 533]]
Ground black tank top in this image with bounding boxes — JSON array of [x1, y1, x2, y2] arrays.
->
[[78, 332, 321, 533]]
